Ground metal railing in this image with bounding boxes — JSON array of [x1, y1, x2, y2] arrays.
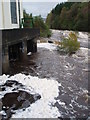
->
[[20, 18, 34, 28]]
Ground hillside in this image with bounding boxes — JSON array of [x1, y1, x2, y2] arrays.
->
[[46, 2, 89, 31]]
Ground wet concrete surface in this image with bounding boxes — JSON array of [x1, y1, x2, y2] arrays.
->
[[2, 30, 89, 119]]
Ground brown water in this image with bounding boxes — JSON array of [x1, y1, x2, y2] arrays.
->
[[4, 30, 90, 119]]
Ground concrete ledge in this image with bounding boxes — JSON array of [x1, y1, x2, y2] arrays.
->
[[1, 28, 40, 47], [0, 28, 40, 74]]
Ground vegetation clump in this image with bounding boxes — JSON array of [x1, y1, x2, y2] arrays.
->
[[33, 16, 52, 37], [23, 10, 52, 38], [58, 32, 80, 55]]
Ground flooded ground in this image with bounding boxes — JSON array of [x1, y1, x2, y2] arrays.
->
[[0, 30, 89, 119]]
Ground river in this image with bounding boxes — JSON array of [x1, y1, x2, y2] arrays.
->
[[0, 30, 89, 119]]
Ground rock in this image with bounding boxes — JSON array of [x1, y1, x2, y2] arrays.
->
[[0, 80, 41, 119], [48, 40, 53, 43], [2, 90, 41, 111], [2, 80, 22, 87]]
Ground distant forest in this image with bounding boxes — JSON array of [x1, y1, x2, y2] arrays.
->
[[46, 2, 90, 32]]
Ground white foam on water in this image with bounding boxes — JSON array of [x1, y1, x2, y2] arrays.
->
[[37, 43, 57, 51], [72, 47, 88, 59], [0, 73, 61, 118], [56, 100, 65, 106], [78, 32, 88, 39], [27, 52, 32, 56]]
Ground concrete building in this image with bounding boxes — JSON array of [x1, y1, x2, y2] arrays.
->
[[0, 0, 40, 75], [0, 0, 23, 29]]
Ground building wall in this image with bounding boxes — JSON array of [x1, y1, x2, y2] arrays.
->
[[0, 0, 23, 29], [20, 0, 23, 20], [0, 1, 4, 29], [3, 1, 12, 29]]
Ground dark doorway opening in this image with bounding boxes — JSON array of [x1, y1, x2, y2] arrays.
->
[[8, 42, 22, 61]]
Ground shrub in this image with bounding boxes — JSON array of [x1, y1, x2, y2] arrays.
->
[[23, 10, 52, 38], [58, 32, 80, 55], [33, 16, 52, 38]]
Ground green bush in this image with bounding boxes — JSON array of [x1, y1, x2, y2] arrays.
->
[[23, 10, 52, 38], [58, 32, 80, 55], [33, 16, 52, 38]]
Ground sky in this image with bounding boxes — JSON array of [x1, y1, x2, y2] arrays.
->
[[23, 0, 67, 18]]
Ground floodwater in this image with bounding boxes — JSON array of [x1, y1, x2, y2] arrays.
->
[[0, 30, 90, 119]]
